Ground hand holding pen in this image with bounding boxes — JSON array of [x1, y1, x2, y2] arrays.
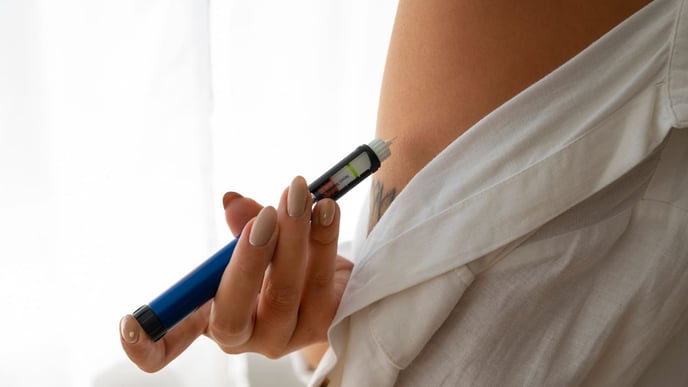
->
[[120, 177, 350, 371], [119, 139, 391, 371]]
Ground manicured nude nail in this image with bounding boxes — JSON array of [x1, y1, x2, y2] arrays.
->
[[222, 191, 243, 209], [319, 199, 336, 226], [250, 206, 277, 246], [287, 176, 308, 217], [120, 315, 140, 344]]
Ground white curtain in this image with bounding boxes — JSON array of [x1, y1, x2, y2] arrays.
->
[[0, 1, 396, 386]]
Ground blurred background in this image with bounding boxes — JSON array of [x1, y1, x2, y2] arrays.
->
[[0, 1, 396, 385]]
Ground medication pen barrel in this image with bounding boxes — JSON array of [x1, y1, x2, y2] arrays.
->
[[133, 239, 239, 342], [132, 138, 392, 342]]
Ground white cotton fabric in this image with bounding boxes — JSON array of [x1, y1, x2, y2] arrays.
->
[[309, 0, 688, 385]]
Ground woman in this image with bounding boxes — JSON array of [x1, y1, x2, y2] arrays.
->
[[121, 0, 688, 385]]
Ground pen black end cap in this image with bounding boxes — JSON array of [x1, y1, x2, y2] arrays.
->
[[133, 305, 167, 342]]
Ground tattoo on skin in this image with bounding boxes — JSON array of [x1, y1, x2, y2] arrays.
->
[[368, 178, 397, 233]]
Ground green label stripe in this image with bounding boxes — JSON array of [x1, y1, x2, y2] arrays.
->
[[346, 163, 360, 178]]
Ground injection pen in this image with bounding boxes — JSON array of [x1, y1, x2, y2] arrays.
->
[[133, 138, 392, 342]]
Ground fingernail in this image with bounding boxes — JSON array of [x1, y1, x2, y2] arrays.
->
[[120, 315, 140, 344], [223, 191, 243, 209], [287, 176, 309, 218], [319, 199, 336, 226], [250, 206, 277, 246]]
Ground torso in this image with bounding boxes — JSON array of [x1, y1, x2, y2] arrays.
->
[[369, 0, 651, 231]]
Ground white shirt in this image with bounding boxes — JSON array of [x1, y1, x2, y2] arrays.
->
[[310, 0, 688, 385]]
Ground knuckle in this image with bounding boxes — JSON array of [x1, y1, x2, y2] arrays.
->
[[307, 271, 333, 290], [310, 230, 338, 247], [262, 346, 288, 360], [263, 283, 300, 313], [218, 343, 243, 355], [208, 320, 251, 348]]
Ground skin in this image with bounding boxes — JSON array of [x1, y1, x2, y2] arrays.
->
[[121, 0, 651, 374], [120, 178, 350, 371], [371, 0, 652, 231]]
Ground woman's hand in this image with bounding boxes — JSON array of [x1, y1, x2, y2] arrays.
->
[[119, 176, 352, 372]]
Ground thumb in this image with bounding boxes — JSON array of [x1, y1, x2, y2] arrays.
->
[[222, 192, 264, 236]]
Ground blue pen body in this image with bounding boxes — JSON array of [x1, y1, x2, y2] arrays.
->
[[133, 238, 238, 341], [151, 238, 238, 329], [132, 139, 391, 342]]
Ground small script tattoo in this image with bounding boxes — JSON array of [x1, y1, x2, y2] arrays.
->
[[368, 179, 397, 233]]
